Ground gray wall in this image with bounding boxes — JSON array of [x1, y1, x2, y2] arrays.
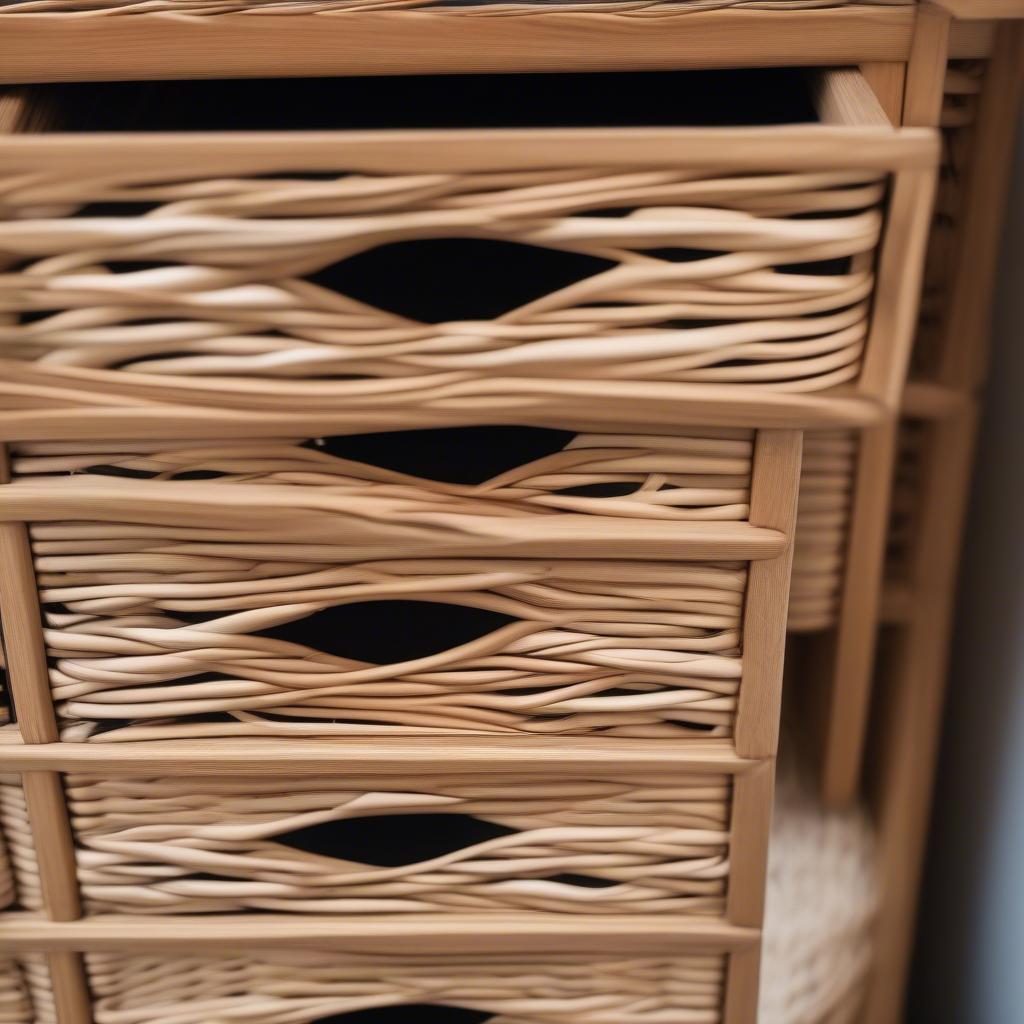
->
[[908, 114, 1024, 1022]]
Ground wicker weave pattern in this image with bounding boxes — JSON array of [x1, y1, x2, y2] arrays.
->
[[0, 956, 49, 1024], [788, 429, 856, 632], [84, 952, 726, 1024], [0, 164, 886, 426], [0, 0, 914, 17], [66, 772, 730, 914], [8, 429, 753, 740], [759, 755, 877, 1024], [0, 776, 41, 912]]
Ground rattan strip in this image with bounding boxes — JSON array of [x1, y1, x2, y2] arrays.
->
[[0, 776, 41, 912], [758, 754, 877, 1024], [0, 165, 885, 426], [0, 956, 50, 1024], [0, 0, 914, 16], [788, 429, 856, 632], [5, 429, 753, 740], [84, 952, 726, 1024], [65, 772, 731, 915]]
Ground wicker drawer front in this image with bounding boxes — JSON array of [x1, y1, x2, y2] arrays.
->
[[7, 426, 759, 743], [60, 770, 731, 916], [84, 950, 726, 1024], [0, 70, 936, 439]]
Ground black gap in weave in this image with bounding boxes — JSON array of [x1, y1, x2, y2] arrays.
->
[[306, 239, 614, 323], [775, 255, 854, 276], [311, 1008, 493, 1024], [305, 426, 575, 485], [255, 601, 516, 665], [275, 813, 516, 866], [24, 69, 819, 132]]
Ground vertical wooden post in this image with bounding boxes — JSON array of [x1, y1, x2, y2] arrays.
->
[[0, 446, 92, 1023]]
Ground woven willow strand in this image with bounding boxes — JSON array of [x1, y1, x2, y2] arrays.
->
[[63, 772, 730, 915], [84, 952, 726, 1024], [7, 430, 751, 741], [0, 165, 886, 427]]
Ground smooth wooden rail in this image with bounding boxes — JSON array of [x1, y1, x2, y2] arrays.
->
[[0, 912, 761, 955], [0, 7, 917, 84], [0, 736, 757, 776]]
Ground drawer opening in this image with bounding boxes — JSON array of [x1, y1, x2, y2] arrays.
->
[[18, 68, 821, 133]]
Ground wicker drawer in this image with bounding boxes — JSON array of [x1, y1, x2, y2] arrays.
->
[[82, 948, 726, 1024], [0, 425, 799, 744], [48, 768, 734, 916], [0, 69, 935, 440]]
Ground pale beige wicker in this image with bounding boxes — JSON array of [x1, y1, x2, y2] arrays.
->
[[0, 955, 52, 1024], [83, 951, 726, 1024], [0, 774, 42, 912], [6, 428, 755, 742], [0, 72, 938, 439], [61, 770, 732, 915], [788, 430, 856, 633], [758, 752, 877, 1024]]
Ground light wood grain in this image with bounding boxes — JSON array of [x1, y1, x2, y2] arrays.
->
[[735, 431, 801, 757], [940, 22, 1024, 387], [1, 736, 756, 775], [933, 0, 1024, 17], [0, 912, 760, 955], [46, 951, 92, 1024], [0, 7, 916, 84], [723, 944, 763, 1024], [859, 62, 908, 124]]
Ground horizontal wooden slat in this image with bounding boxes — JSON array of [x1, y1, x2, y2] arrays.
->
[[0, 389, 885, 443], [0, 7, 916, 84], [0, 477, 784, 560], [0, 912, 760, 955], [0, 736, 756, 775], [0, 126, 940, 174]]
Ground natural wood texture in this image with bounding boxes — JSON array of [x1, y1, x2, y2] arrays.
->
[[0, 7, 916, 84], [735, 431, 801, 757], [859, 62, 907, 125], [725, 761, 775, 927], [80, 949, 727, 1024], [0, 476, 783, 560], [949, 17, 996, 58], [816, 422, 897, 804], [723, 945, 762, 1024], [940, 23, 1024, 387], [864, 407, 979, 1024], [0, 736, 757, 775], [46, 952, 92, 1024], [814, 67, 891, 126], [0, 450, 57, 746], [19, 776, 79, 922], [865, 28, 1024, 1023], [0, 912, 760, 954], [933, 0, 1024, 17], [0, 390, 884, 441], [903, 3, 954, 127]]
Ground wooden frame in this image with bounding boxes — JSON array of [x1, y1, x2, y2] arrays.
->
[[0, 6, 917, 84]]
